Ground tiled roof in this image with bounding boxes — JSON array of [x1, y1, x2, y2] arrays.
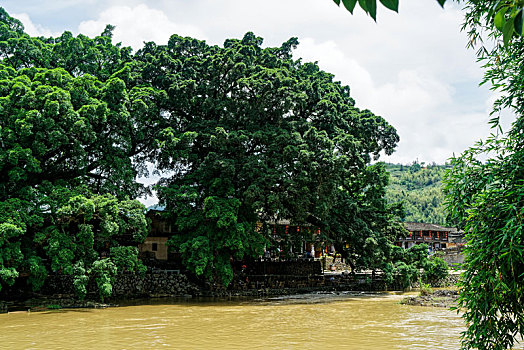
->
[[404, 222, 455, 232]]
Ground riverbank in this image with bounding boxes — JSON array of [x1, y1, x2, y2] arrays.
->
[[0, 269, 459, 313], [0, 298, 116, 313], [401, 289, 459, 308], [0, 278, 390, 313], [1, 286, 460, 313]]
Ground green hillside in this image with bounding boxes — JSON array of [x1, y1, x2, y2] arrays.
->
[[385, 162, 450, 225]]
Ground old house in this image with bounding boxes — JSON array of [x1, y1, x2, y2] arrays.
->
[[139, 210, 325, 262], [262, 219, 324, 259], [138, 209, 173, 261], [396, 222, 459, 251]]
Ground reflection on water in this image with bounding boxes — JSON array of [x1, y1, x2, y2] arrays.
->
[[0, 292, 464, 349]]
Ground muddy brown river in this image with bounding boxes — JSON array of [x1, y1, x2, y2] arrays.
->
[[0, 292, 464, 349]]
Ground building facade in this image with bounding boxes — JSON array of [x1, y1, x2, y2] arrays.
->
[[396, 222, 459, 251], [138, 210, 173, 261]]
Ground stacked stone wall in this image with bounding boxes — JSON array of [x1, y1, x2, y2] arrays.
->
[[441, 250, 465, 266], [40, 271, 200, 298], [221, 273, 399, 297], [248, 260, 322, 275], [412, 271, 461, 288], [39, 270, 400, 300]]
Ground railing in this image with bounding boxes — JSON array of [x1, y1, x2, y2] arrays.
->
[[398, 235, 449, 242]]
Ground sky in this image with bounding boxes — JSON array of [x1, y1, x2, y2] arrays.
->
[[2, 1, 512, 165]]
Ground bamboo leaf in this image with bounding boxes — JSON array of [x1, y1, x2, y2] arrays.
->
[[494, 8, 507, 32], [514, 8, 523, 36], [503, 16, 515, 46], [366, 0, 377, 21], [341, 0, 358, 13], [358, 0, 368, 13], [379, 0, 398, 12]]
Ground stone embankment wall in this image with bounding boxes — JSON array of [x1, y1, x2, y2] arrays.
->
[[441, 250, 465, 266], [0, 271, 406, 313], [41, 270, 398, 300], [113, 271, 200, 297], [41, 271, 200, 298], [247, 260, 322, 275], [220, 273, 400, 297], [436, 272, 461, 287], [323, 256, 351, 272], [0, 269, 417, 313]]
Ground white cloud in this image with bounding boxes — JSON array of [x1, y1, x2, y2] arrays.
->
[[294, 37, 462, 164], [78, 4, 207, 50], [13, 12, 57, 37]]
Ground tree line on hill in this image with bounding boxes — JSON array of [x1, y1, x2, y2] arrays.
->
[[385, 162, 449, 226]]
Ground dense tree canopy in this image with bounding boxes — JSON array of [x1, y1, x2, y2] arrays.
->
[[0, 7, 409, 296], [0, 8, 150, 298], [133, 33, 400, 285]]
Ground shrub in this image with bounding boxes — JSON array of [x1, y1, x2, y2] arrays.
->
[[419, 283, 432, 296], [423, 256, 448, 284]]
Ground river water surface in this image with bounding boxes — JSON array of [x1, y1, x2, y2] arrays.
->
[[0, 292, 464, 349]]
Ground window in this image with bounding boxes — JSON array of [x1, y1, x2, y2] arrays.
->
[[152, 243, 158, 251]]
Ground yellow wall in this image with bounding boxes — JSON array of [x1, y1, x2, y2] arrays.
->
[[139, 237, 169, 260]]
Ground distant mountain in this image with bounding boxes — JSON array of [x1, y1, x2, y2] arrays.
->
[[385, 162, 449, 225]]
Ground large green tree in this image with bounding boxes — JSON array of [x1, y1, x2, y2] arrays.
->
[[0, 9, 152, 298], [133, 32, 400, 285]]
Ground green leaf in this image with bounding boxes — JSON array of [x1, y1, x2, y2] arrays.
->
[[494, 8, 507, 32], [503, 16, 515, 46], [379, 0, 398, 12], [358, 0, 368, 13], [333, 0, 341, 6], [342, 0, 357, 13], [366, 0, 377, 21], [436, 0, 446, 7], [514, 8, 523, 36]]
